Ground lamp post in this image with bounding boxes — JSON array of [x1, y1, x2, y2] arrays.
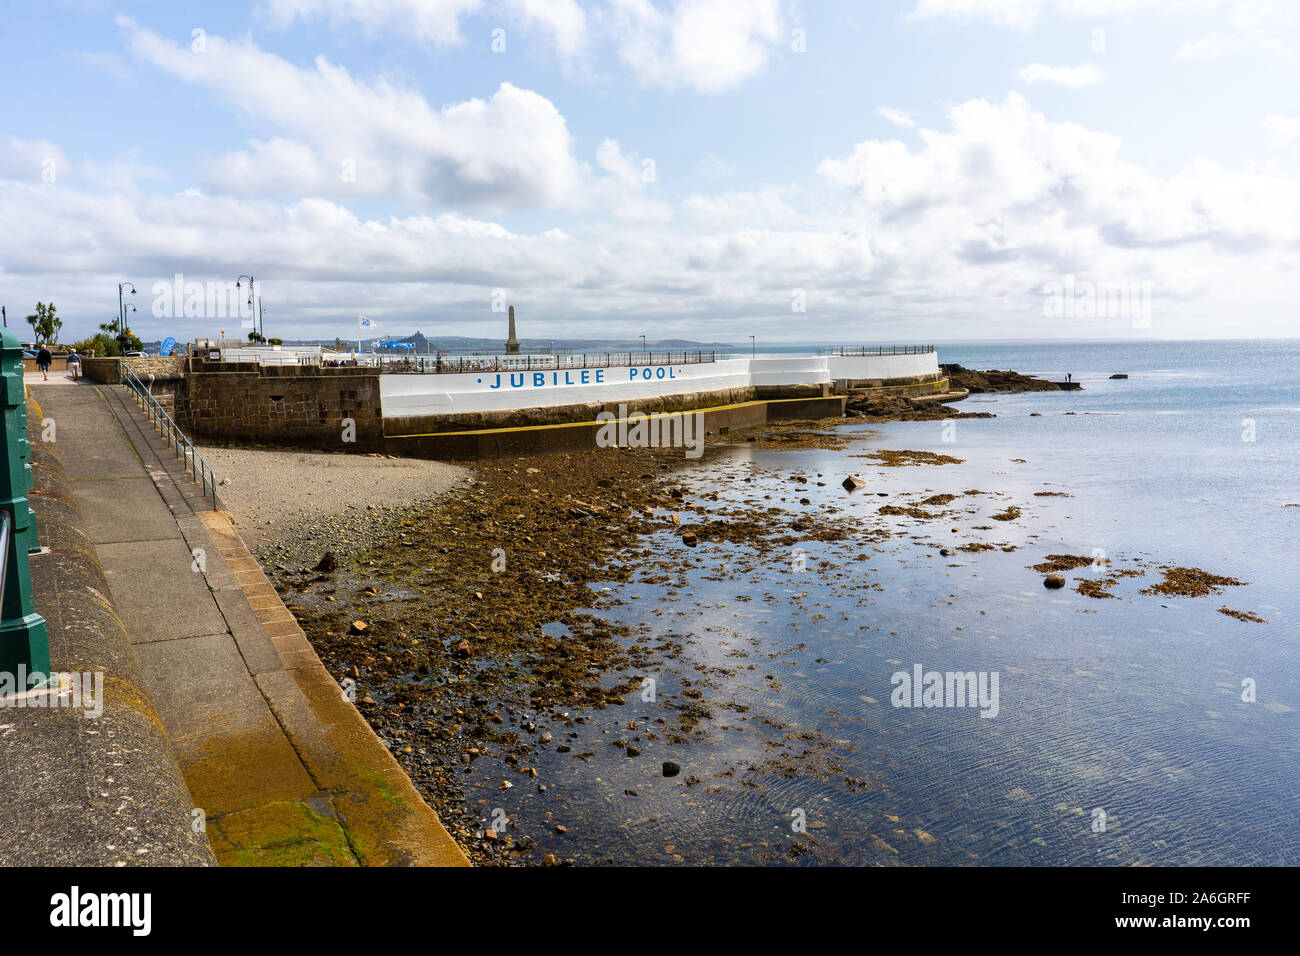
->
[[117, 281, 137, 337], [235, 274, 262, 340], [118, 303, 137, 352], [640, 334, 646, 355], [750, 335, 755, 357]]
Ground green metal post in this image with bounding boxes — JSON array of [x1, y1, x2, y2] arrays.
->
[[0, 327, 51, 690]]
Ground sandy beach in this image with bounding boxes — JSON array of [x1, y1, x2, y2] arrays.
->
[[197, 446, 469, 547]]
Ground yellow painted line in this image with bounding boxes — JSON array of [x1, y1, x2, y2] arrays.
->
[[385, 395, 845, 440]]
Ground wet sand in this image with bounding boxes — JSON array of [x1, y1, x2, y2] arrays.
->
[[197, 446, 468, 547]]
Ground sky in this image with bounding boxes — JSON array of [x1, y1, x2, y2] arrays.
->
[[2, 0, 1299, 345]]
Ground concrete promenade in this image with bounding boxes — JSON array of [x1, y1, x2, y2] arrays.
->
[[29, 378, 468, 866], [1, 374, 212, 866]]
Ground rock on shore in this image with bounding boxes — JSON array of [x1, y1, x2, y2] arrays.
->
[[940, 364, 1072, 393], [843, 393, 993, 421]]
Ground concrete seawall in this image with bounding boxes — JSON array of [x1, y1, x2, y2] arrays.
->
[[26, 381, 470, 867], [79, 352, 942, 460], [0, 394, 215, 866], [386, 394, 847, 460]]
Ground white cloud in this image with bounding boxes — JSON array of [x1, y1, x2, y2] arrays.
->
[[1018, 62, 1105, 86], [117, 18, 583, 209], [878, 107, 917, 128], [609, 0, 785, 93], [7, 94, 1300, 343], [507, 0, 589, 57], [682, 187, 800, 227], [0, 138, 68, 183], [260, 0, 787, 92], [813, 93, 1300, 335], [592, 139, 673, 221], [1178, 1, 1296, 59], [820, 93, 1300, 248]]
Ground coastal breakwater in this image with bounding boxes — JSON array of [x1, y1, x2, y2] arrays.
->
[[85, 350, 945, 460]]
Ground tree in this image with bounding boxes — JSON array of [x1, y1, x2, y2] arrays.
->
[[96, 321, 125, 356], [71, 334, 119, 357], [25, 301, 62, 345], [92, 320, 142, 356]]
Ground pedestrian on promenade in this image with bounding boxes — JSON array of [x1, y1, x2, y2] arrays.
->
[[36, 345, 52, 381], [67, 349, 81, 380]]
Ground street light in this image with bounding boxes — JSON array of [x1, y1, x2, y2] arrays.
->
[[640, 334, 646, 354], [749, 335, 755, 357], [235, 274, 262, 339], [117, 281, 137, 337], [120, 303, 137, 349]]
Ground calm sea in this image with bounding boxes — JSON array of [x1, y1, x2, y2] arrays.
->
[[480, 339, 1300, 866]]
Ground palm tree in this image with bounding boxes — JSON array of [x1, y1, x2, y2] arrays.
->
[[25, 301, 62, 345]]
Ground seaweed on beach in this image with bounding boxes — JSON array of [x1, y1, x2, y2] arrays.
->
[[920, 493, 958, 506], [878, 504, 940, 519], [1218, 607, 1266, 623], [1140, 566, 1246, 598], [733, 422, 856, 450], [1075, 578, 1118, 599], [853, 449, 965, 467], [1030, 554, 1099, 573]]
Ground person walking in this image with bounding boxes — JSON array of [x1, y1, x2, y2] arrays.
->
[[36, 345, 52, 381], [67, 349, 81, 380]]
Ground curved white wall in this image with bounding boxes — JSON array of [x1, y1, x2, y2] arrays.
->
[[380, 351, 939, 419], [826, 351, 939, 381]]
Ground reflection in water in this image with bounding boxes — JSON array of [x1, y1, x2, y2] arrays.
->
[[467, 342, 1300, 866]]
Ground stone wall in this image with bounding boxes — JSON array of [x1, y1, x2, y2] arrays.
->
[[81, 355, 188, 384], [184, 361, 385, 450], [82, 356, 192, 425]]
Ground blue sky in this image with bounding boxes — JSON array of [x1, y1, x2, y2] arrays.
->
[[3, 0, 1299, 344]]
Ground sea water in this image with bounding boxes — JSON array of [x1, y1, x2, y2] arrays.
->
[[480, 339, 1299, 866]]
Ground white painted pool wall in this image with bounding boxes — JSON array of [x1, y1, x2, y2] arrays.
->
[[379, 351, 939, 419], [825, 351, 939, 381]]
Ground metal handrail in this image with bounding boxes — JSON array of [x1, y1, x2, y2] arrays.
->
[[118, 363, 219, 508], [369, 349, 720, 374], [822, 345, 936, 356]]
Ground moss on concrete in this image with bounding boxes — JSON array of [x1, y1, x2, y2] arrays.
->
[[209, 800, 357, 867]]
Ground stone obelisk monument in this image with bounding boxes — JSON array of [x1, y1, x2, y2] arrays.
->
[[505, 305, 520, 354]]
